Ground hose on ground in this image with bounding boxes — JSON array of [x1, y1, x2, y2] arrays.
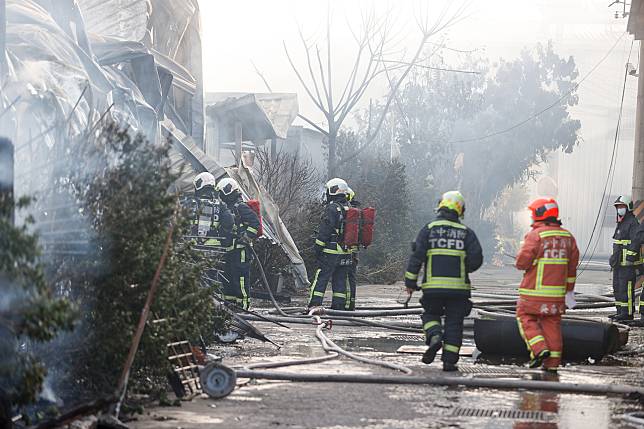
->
[[250, 246, 289, 317], [245, 252, 415, 374], [312, 315, 413, 374], [234, 369, 644, 398], [239, 314, 424, 333]]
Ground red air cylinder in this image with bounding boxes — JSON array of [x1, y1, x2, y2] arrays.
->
[[247, 199, 263, 237], [360, 207, 376, 248], [344, 207, 361, 247]]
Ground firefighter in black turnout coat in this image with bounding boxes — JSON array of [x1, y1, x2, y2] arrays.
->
[[610, 195, 641, 321], [188, 172, 234, 250], [186, 172, 234, 292], [405, 191, 483, 371], [217, 177, 261, 310], [308, 178, 352, 310]]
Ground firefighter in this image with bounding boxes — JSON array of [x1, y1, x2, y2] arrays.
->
[[405, 191, 483, 371], [186, 173, 234, 306], [216, 177, 260, 310], [609, 195, 641, 321], [515, 198, 579, 371], [308, 178, 352, 311], [345, 187, 360, 311], [637, 222, 644, 319], [188, 172, 234, 251]]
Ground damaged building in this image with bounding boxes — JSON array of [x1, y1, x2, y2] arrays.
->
[[0, 0, 309, 288]]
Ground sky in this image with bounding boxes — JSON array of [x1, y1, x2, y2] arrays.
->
[[197, 0, 638, 249], [198, 0, 634, 128]]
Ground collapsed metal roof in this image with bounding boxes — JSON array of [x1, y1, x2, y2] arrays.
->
[[206, 92, 298, 142], [0, 0, 309, 288]]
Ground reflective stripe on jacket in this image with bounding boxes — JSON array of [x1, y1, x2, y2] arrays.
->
[[405, 210, 483, 297], [612, 212, 641, 268], [230, 200, 261, 250], [315, 200, 350, 255], [188, 197, 234, 249], [516, 223, 579, 303]]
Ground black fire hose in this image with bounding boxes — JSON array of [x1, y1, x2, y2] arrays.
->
[[250, 246, 289, 317]]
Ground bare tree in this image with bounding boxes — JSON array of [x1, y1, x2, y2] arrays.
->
[[253, 145, 320, 222], [263, 2, 471, 177]]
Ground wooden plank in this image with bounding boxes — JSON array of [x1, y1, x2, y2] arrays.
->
[[168, 352, 193, 360]]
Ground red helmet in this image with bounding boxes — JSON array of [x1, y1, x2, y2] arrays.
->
[[528, 198, 559, 222]]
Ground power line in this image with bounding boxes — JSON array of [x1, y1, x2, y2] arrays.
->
[[576, 39, 633, 277], [379, 59, 481, 75], [448, 32, 627, 144]]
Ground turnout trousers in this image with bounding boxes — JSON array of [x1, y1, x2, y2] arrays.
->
[[613, 268, 637, 318], [345, 253, 358, 311], [223, 247, 252, 310], [420, 294, 472, 365], [516, 299, 564, 369], [308, 253, 351, 310]]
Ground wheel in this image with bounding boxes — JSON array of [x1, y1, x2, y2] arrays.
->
[[200, 363, 236, 399]]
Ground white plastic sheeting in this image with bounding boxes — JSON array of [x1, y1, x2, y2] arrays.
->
[[0, 0, 307, 288]]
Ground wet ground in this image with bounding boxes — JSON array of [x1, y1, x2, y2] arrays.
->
[[131, 266, 644, 429]]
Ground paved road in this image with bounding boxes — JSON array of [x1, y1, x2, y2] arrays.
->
[[131, 266, 644, 429]]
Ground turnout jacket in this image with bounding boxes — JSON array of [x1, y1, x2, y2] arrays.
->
[[405, 209, 483, 298], [515, 221, 579, 305], [227, 198, 261, 249], [186, 196, 234, 249], [610, 211, 641, 270], [315, 198, 350, 255]]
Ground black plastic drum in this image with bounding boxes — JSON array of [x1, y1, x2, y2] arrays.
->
[[474, 316, 619, 361]]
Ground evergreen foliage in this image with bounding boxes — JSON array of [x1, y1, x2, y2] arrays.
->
[[0, 196, 75, 407], [48, 123, 226, 399]]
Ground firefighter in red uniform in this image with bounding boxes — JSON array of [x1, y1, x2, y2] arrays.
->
[[515, 198, 579, 371]]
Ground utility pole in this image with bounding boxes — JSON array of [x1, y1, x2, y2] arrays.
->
[[634, 40, 644, 209], [627, 1, 644, 220]]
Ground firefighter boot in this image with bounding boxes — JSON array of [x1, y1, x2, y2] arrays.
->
[[443, 361, 458, 372], [422, 334, 442, 365], [529, 349, 551, 369]]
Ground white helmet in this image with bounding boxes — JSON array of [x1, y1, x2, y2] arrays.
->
[[216, 177, 240, 196], [325, 178, 349, 196], [193, 172, 216, 191], [614, 195, 633, 211]]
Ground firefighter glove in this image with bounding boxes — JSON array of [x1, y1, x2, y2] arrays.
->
[[609, 253, 618, 268], [405, 278, 420, 291], [565, 291, 577, 309]]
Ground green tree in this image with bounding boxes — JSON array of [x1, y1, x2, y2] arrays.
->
[[49, 123, 226, 400], [0, 195, 75, 409], [455, 42, 580, 222], [354, 42, 580, 256], [335, 130, 414, 283]]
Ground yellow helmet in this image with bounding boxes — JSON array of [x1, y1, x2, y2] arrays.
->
[[346, 187, 355, 202], [438, 191, 466, 218]]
